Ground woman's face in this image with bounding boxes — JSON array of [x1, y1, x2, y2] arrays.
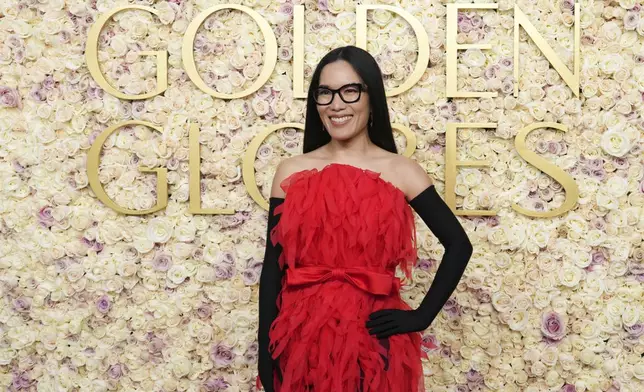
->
[[315, 60, 370, 140]]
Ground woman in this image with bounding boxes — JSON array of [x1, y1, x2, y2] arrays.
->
[[258, 46, 473, 392]]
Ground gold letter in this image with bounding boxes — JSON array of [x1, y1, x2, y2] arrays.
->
[[86, 6, 168, 100], [188, 123, 235, 215], [244, 123, 417, 210], [513, 122, 579, 217], [446, 4, 498, 98], [293, 5, 306, 99], [514, 3, 580, 97], [183, 5, 277, 99], [356, 5, 430, 97], [87, 121, 168, 215], [445, 123, 497, 216]]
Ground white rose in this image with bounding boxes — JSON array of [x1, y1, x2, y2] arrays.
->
[[579, 348, 597, 366], [507, 310, 529, 331], [492, 292, 512, 313], [621, 304, 639, 327], [463, 49, 487, 67], [171, 355, 192, 378], [559, 265, 583, 288], [541, 346, 558, 366], [327, 0, 345, 14], [596, 189, 619, 210], [619, 0, 636, 9], [599, 54, 623, 74], [600, 129, 632, 157], [633, 363, 644, 381], [147, 217, 173, 243], [604, 176, 629, 198], [167, 265, 188, 285], [585, 230, 606, 247], [335, 12, 356, 30]]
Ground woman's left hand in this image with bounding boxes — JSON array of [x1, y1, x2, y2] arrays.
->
[[365, 309, 429, 339]]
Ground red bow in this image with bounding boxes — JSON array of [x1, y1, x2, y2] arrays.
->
[[285, 266, 400, 296]]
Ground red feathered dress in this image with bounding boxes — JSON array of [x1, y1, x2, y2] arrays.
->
[[265, 163, 431, 392]]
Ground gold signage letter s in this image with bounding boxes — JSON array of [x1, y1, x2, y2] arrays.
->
[[356, 5, 430, 97], [446, 4, 498, 98], [86, 6, 168, 100], [513, 123, 579, 218], [87, 120, 168, 215], [183, 5, 278, 99], [445, 123, 498, 216]]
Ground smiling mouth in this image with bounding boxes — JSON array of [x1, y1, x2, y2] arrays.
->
[[329, 115, 353, 126]]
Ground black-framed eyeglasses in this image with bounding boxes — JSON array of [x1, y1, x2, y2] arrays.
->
[[313, 83, 367, 105]]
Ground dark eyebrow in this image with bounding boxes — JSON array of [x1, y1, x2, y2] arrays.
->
[[317, 83, 362, 89]]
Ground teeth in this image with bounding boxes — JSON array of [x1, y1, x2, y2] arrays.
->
[[330, 116, 352, 123]]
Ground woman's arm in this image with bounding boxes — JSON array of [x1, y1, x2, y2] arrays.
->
[[407, 183, 473, 327], [257, 160, 292, 391], [366, 160, 473, 338], [257, 197, 285, 392]]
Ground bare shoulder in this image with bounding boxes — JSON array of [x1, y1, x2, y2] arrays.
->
[[270, 157, 297, 198], [393, 156, 434, 201]]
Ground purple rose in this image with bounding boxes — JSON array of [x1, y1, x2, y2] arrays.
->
[[561, 384, 576, 392], [108, 364, 123, 379], [624, 12, 639, 30], [246, 341, 259, 355], [459, 18, 473, 33], [624, 323, 644, 338], [196, 304, 212, 319], [211, 343, 235, 366], [499, 58, 513, 68], [203, 376, 230, 392], [279, 4, 294, 16], [475, 290, 491, 303], [629, 261, 644, 275], [591, 169, 606, 181], [215, 264, 235, 280], [221, 252, 235, 265], [0, 86, 22, 109], [12, 371, 32, 389], [149, 337, 165, 354], [466, 369, 483, 383], [560, 0, 575, 12], [152, 253, 172, 272], [591, 251, 606, 265], [38, 206, 55, 228], [242, 269, 258, 285], [415, 259, 434, 271], [317, 0, 328, 11], [96, 295, 111, 314], [13, 297, 31, 313], [541, 311, 566, 341]]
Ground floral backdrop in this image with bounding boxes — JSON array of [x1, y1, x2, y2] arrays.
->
[[0, 0, 643, 391]]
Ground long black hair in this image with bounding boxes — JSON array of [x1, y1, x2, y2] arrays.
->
[[303, 45, 397, 154]]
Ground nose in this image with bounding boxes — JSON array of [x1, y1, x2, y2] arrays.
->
[[329, 93, 346, 110]]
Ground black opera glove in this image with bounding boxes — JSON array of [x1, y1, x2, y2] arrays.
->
[[258, 197, 285, 392], [366, 308, 429, 339], [366, 185, 473, 339]]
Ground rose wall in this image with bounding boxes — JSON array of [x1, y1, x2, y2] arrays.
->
[[0, 0, 643, 391]]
